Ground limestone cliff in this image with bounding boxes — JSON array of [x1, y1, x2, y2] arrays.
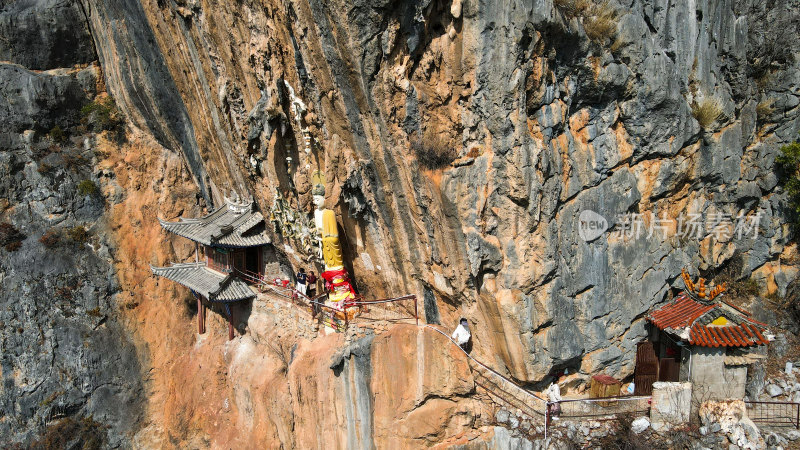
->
[[0, 1, 142, 446], [86, 0, 800, 379], [2, 0, 800, 447]]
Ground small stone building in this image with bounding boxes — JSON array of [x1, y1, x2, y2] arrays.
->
[[640, 271, 769, 402]]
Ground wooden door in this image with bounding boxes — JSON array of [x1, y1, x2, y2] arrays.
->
[[232, 249, 245, 273], [634, 341, 659, 395], [658, 358, 679, 382]]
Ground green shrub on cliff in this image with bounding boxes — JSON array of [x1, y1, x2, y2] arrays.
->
[[81, 96, 122, 132], [67, 226, 90, 244], [777, 138, 800, 235], [48, 125, 67, 143], [77, 179, 98, 197]]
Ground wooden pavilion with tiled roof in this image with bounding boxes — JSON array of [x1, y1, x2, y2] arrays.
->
[[151, 196, 274, 339], [157, 196, 272, 275], [635, 269, 770, 400]]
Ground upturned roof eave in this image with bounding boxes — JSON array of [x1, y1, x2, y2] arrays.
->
[[150, 263, 255, 302], [158, 208, 269, 248]]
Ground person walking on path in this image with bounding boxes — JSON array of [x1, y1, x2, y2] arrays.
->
[[296, 268, 308, 296], [546, 371, 566, 421], [451, 318, 471, 351], [307, 271, 318, 298]]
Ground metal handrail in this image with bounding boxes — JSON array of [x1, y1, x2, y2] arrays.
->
[[350, 294, 416, 305], [556, 394, 652, 403], [423, 324, 547, 403], [233, 267, 266, 285], [744, 400, 800, 429], [264, 281, 419, 326], [744, 400, 800, 405]]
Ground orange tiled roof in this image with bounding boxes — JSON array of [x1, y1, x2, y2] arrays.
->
[[647, 292, 768, 348]]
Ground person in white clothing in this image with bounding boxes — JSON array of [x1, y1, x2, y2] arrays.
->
[[451, 318, 471, 351], [545, 382, 562, 402], [295, 268, 308, 296], [546, 371, 565, 419]]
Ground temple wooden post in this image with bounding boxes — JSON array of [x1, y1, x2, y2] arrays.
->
[[226, 303, 234, 340], [202, 304, 206, 334], [194, 242, 199, 263], [197, 296, 204, 334]]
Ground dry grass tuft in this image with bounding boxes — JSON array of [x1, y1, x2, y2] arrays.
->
[[691, 98, 723, 129], [38, 226, 90, 248], [554, 0, 620, 44], [553, 0, 592, 17], [756, 98, 776, 120], [610, 36, 627, 53], [0, 222, 25, 252], [411, 132, 458, 170], [583, 2, 619, 43], [25, 416, 107, 450]]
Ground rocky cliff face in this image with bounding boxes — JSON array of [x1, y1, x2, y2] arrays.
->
[[0, 1, 143, 446], [87, 0, 800, 378], [2, 0, 800, 447]]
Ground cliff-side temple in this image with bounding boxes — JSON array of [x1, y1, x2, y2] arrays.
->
[[639, 269, 769, 401], [151, 196, 273, 339]]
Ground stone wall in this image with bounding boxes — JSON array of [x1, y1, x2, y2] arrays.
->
[[650, 381, 692, 431], [690, 347, 747, 402]]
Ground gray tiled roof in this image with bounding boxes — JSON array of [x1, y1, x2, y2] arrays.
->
[[150, 263, 256, 302], [158, 199, 270, 248]]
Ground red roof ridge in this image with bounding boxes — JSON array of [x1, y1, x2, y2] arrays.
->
[[719, 300, 769, 327], [722, 299, 752, 316], [650, 290, 769, 348], [684, 302, 716, 328]]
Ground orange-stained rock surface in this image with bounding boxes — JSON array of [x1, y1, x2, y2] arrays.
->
[[79, 0, 800, 446], [6, 0, 800, 447], [95, 134, 485, 444]]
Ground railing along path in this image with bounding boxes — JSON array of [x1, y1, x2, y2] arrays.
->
[[240, 269, 419, 331], [745, 400, 800, 429], [423, 325, 549, 424]]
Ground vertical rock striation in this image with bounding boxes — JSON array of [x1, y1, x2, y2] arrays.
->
[[84, 0, 800, 383], [3, 0, 800, 446]]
